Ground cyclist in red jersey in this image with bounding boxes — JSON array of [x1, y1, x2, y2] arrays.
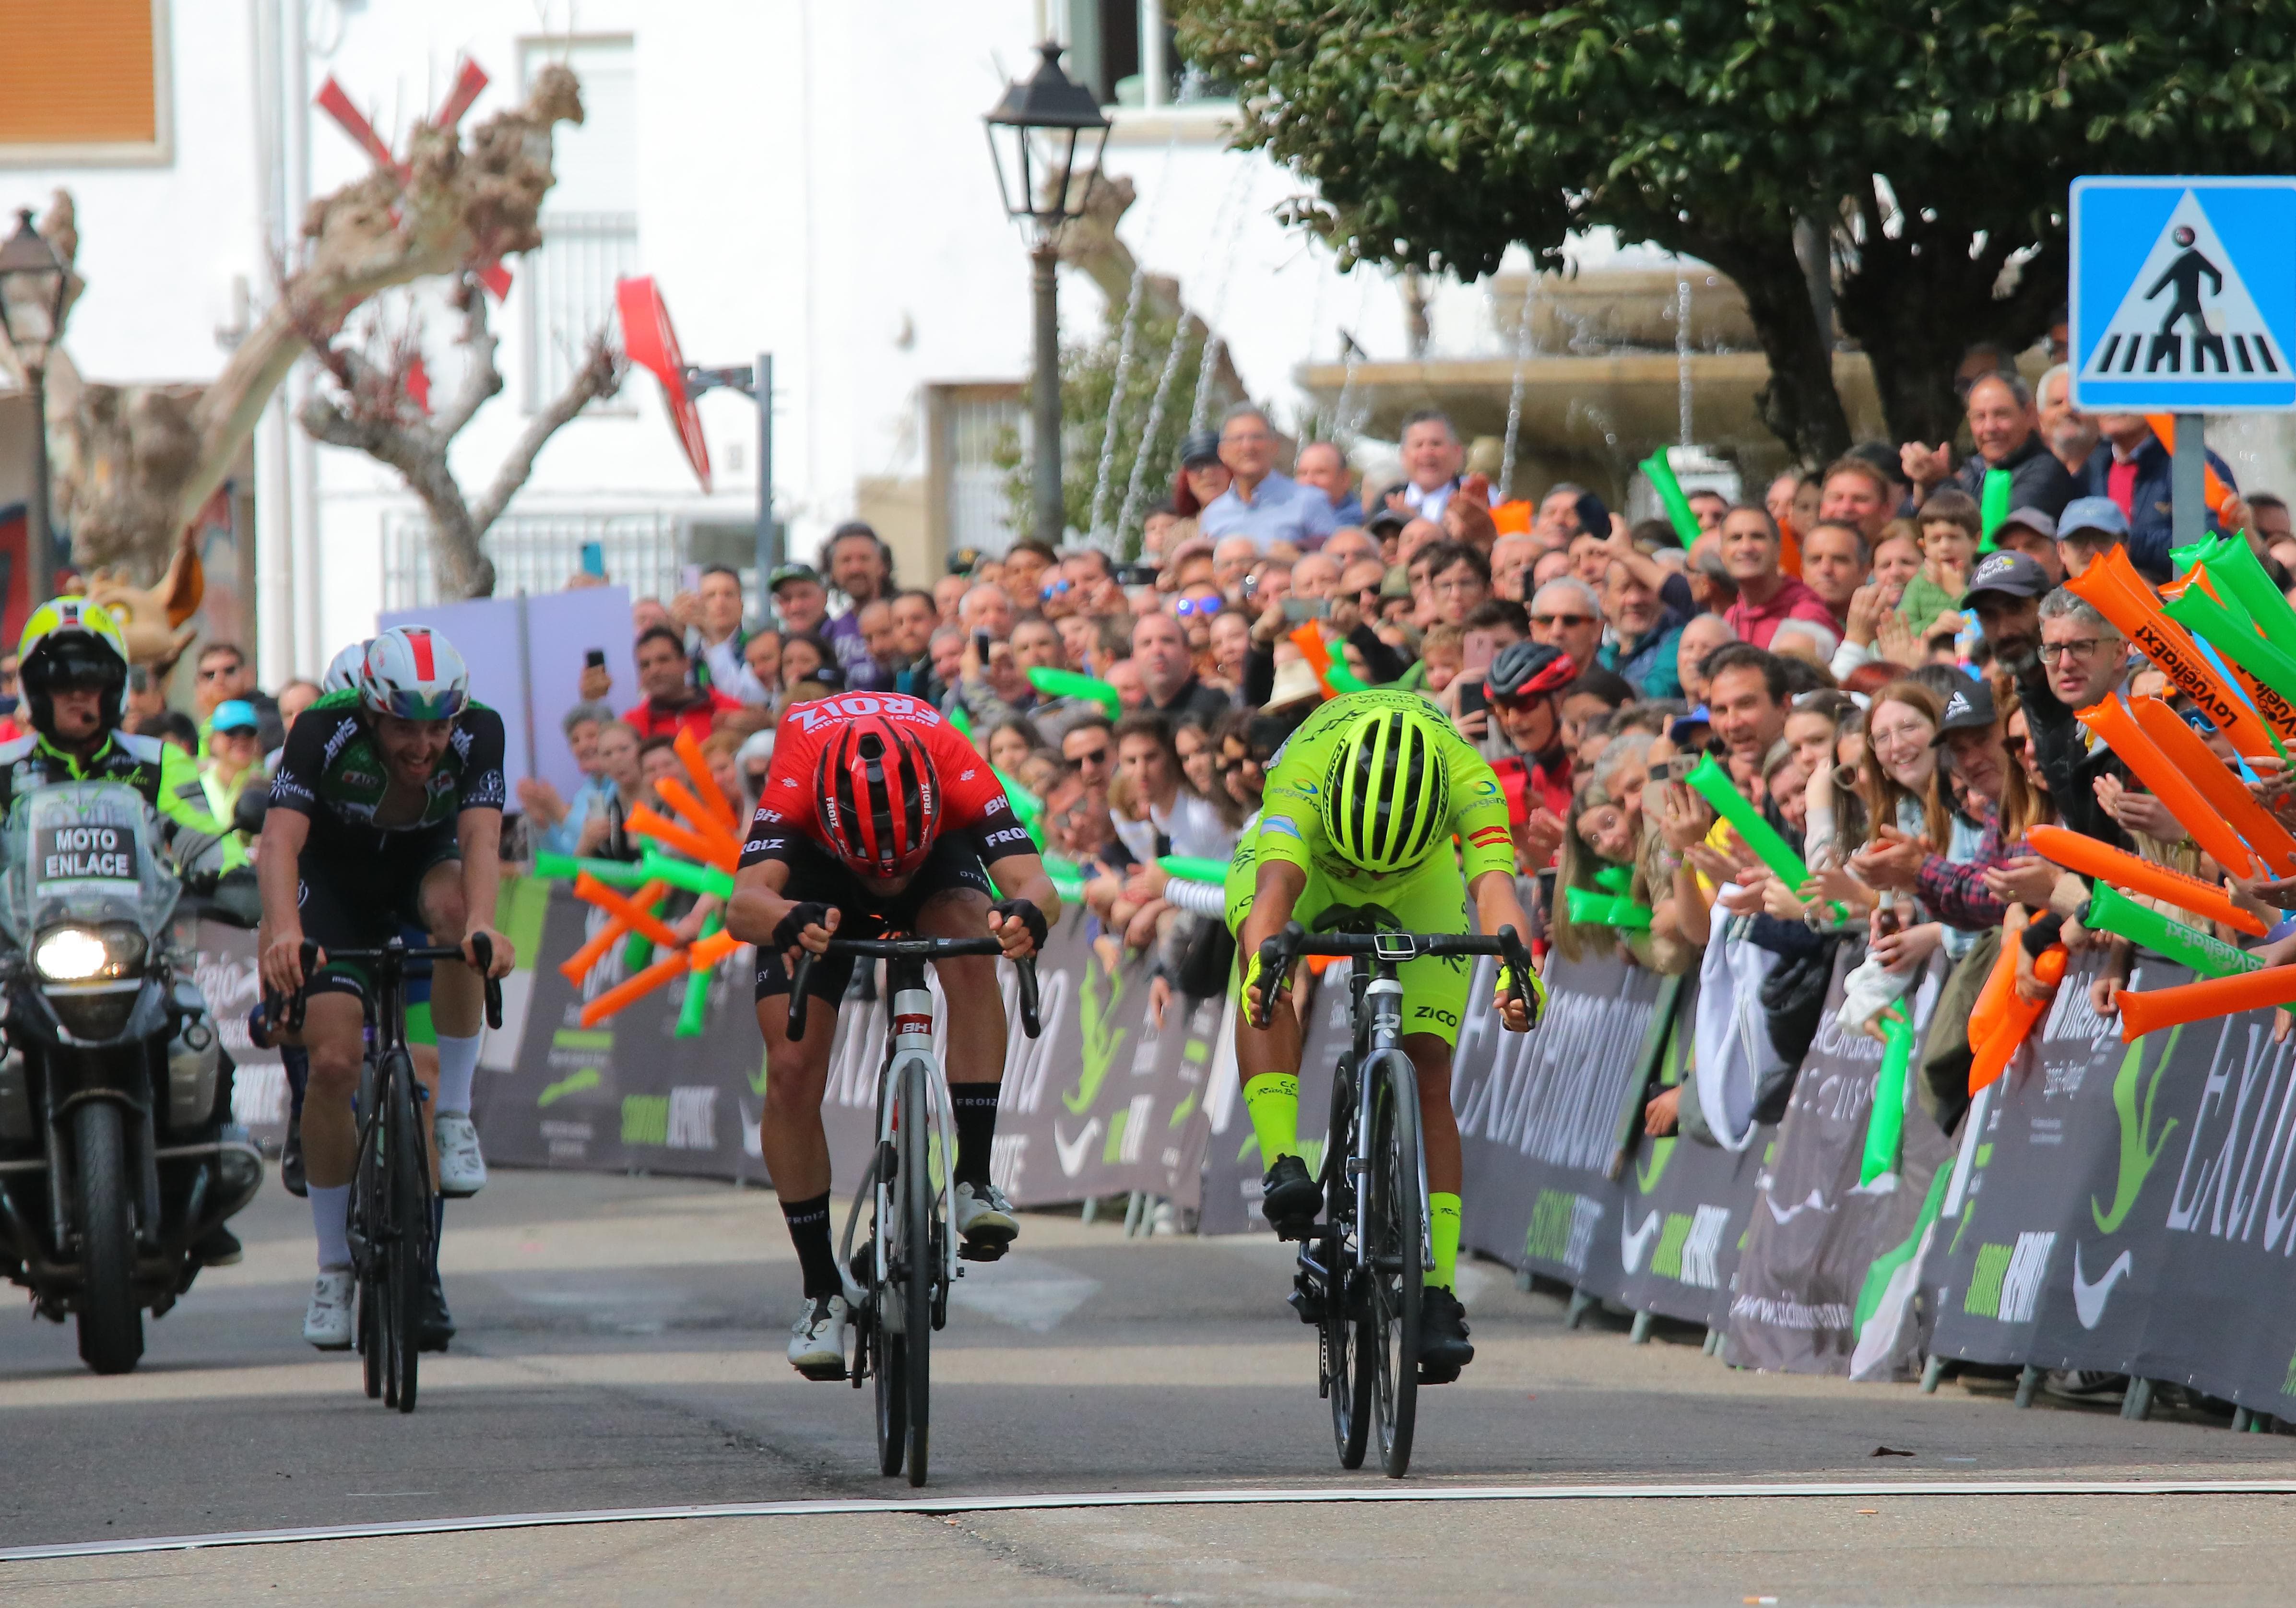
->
[[725, 690, 1061, 1378]]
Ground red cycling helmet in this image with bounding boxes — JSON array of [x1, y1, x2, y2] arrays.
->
[[816, 715, 943, 877]]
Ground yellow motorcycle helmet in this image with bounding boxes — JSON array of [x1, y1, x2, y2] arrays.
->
[[19, 597, 133, 732]]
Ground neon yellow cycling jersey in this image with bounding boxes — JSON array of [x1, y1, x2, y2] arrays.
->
[[1224, 690, 1516, 1045]]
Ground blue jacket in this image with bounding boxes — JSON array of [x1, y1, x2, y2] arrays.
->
[[2078, 436, 2237, 582]]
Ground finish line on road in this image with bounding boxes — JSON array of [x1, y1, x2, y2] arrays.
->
[[10, 1479, 2296, 1562]]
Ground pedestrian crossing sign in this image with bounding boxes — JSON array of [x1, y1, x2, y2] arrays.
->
[[2072, 176, 2296, 411]]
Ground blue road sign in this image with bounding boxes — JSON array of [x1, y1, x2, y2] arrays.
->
[[2071, 176, 2296, 412]]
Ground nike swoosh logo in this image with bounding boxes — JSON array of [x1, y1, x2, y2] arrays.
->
[[1053, 1119, 1103, 1178], [1764, 1188, 1833, 1225], [1621, 1209, 1661, 1273], [2072, 1241, 2133, 1330]]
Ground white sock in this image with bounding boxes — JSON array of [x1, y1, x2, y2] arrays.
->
[[310, 1184, 351, 1271], [435, 1032, 482, 1115]]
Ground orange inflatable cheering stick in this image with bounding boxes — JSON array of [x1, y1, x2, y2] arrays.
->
[[2075, 695, 2260, 878], [2065, 548, 2289, 758], [556, 877, 669, 984], [2126, 697, 2296, 877], [2027, 825, 2267, 937], [2117, 965, 2296, 1043]]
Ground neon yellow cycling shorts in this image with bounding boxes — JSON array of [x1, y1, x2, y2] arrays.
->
[[1224, 828, 1477, 1046]]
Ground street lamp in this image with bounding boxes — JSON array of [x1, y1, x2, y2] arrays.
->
[[984, 42, 1110, 548], [0, 209, 69, 602]]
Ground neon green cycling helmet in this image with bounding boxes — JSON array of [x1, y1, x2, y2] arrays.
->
[[1320, 705, 1451, 874]]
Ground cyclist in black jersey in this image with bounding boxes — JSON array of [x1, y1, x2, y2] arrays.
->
[[257, 627, 515, 1352]]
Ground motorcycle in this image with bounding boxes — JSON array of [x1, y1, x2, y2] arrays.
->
[[0, 780, 262, 1373]]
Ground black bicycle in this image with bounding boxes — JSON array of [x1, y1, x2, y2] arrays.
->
[[788, 935, 1039, 1486], [1251, 922, 1536, 1478], [279, 935, 500, 1413]]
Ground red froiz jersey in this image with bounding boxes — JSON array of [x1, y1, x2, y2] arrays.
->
[[743, 691, 1031, 865]]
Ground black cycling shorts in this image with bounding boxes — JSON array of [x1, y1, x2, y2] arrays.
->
[[297, 822, 462, 1000], [753, 833, 994, 1004]]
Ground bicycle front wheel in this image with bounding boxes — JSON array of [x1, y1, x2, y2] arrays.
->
[[351, 1059, 385, 1401], [1325, 1054, 1370, 1470], [896, 1058, 935, 1487], [382, 1050, 431, 1415], [1362, 1052, 1422, 1478]]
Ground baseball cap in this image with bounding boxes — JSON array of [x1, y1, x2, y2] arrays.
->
[[1365, 505, 1409, 538], [1997, 506, 2057, 541], [2058, 496, 2130, 542], [1931, 675, 1997, 744], [211, 699, 260, 734], [1962, 550, 2051, 603], [768, 563, 821, 593], [1179, 430, 1222, 469], [1668, 705, 1712, 744]]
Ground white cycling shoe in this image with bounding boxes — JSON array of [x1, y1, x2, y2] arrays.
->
[[304, 1267, 356, 1350], [434, 1111, 488, 1198], [953, 1181, 1018, 1257], [789, 1293, 852, 1381]]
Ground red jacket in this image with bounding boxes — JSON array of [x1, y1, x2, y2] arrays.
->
[[624, 689, 742, 744]]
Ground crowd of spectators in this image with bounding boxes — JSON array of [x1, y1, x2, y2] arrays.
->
[[448, 363, 2296, 1118]]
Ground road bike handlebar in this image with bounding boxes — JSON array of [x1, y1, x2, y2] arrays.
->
[[786, 935, 1041, 1044], [1247, 921, 1537, 1031], [272, 934, 504, 1034]]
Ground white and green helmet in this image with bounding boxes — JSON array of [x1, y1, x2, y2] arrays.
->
[[360, 626, 469, 721]]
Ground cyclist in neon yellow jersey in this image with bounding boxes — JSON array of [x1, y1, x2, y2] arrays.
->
[[1229, 681, 1553, 1380]]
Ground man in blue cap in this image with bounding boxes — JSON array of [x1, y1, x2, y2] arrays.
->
[[199, 699, 266, 823]]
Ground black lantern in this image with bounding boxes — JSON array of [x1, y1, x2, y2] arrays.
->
[[0, 208, 69, 601], [983, 42, 1112, 243], [0, 208, 66, 367]]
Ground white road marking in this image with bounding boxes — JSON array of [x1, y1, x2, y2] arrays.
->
[[8, 1480, 2296, 1562]]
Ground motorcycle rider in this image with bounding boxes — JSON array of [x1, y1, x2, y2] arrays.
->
[[0, 598, 246, 1263]]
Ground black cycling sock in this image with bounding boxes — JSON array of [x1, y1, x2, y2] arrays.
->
[[781, 1191, 841, 1300], [950, 1086, 1002, 1192]]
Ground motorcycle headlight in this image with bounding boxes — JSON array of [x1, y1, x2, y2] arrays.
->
[[34, 928, 107, 982], [34, 924, 147, 983]]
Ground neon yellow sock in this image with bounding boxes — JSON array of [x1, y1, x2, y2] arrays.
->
[[1428, 1192, 1463, 1291], [1242, 1073, 1301, 1166]]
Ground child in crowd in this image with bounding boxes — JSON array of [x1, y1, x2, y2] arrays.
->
[[1898, 488, 1980, 638], [1418, 624, 1465, 694]]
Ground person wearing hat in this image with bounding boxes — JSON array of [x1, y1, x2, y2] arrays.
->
[[767, 563, 829, 638], [199, 699, 267, 823], [2053, 495, 2130, 580], [1964, 551, 2133, 849], [1171, 429, 1231, 522], [2077, 413, 2242, 582], [1992, 504, 2065, 587]]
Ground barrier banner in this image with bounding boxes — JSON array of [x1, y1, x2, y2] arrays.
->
[[473, 884, 1214, 1208], [1455, 952, 1665, 1289], [1198, 966, 1351, 1235], [1725, 945, 1953, 1377], [1612, 974, 1771, 1327], [1927, 954, 2296, 1413]]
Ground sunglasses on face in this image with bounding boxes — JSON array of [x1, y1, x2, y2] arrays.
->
[[1171, 597, 1220, 617], [1532, 614, 1595, 629], [1041, 579, 1073, 598], [1072, 745, 1111, 767]]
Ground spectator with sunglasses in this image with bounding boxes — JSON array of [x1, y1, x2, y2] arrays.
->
[[1529, 578, 1605, 675]]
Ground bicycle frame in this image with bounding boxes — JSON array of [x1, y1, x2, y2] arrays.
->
[[876, 955, 959, 1301]]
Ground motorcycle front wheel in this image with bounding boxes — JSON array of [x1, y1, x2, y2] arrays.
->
[[74, 1101, 144, 1375]]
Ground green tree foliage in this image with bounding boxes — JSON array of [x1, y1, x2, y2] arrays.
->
[[1175, 2, 2296, 460], [998, 307, 1208, 555]]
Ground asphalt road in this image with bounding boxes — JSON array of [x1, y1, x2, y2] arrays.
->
[[2, 1170, 2295, 1604]]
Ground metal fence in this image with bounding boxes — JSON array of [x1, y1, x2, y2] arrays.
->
[[382, 509, 685, 608]]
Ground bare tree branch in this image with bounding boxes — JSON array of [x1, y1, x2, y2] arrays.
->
[[431, 279, 503, 443], [470, 334, 626, 536]]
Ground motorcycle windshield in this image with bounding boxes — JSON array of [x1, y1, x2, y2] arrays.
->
[[0, 782, 180, 945]]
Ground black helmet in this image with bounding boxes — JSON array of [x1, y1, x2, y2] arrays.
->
[[1487, 640, 1575, 700]]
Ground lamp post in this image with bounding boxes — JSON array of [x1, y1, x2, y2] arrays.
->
[[984, 42, 1110, 549], [0, 209, 69, 602]]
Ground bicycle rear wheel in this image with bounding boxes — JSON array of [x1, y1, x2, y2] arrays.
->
[[382, 1050, 431, 1414], [1324, 1055, 1370, 1470], [896, 1059, 934, 1487], [1363, 1053, 1422, 1478]]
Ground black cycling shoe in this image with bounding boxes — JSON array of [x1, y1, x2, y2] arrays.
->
[[280, 1113, 307, 1198], [417, 1265, 455, 1353], [1260, 1154, 1320, 1241], [1418, 1285, 1474, 1382], [190, 1223, 242, 1266]]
